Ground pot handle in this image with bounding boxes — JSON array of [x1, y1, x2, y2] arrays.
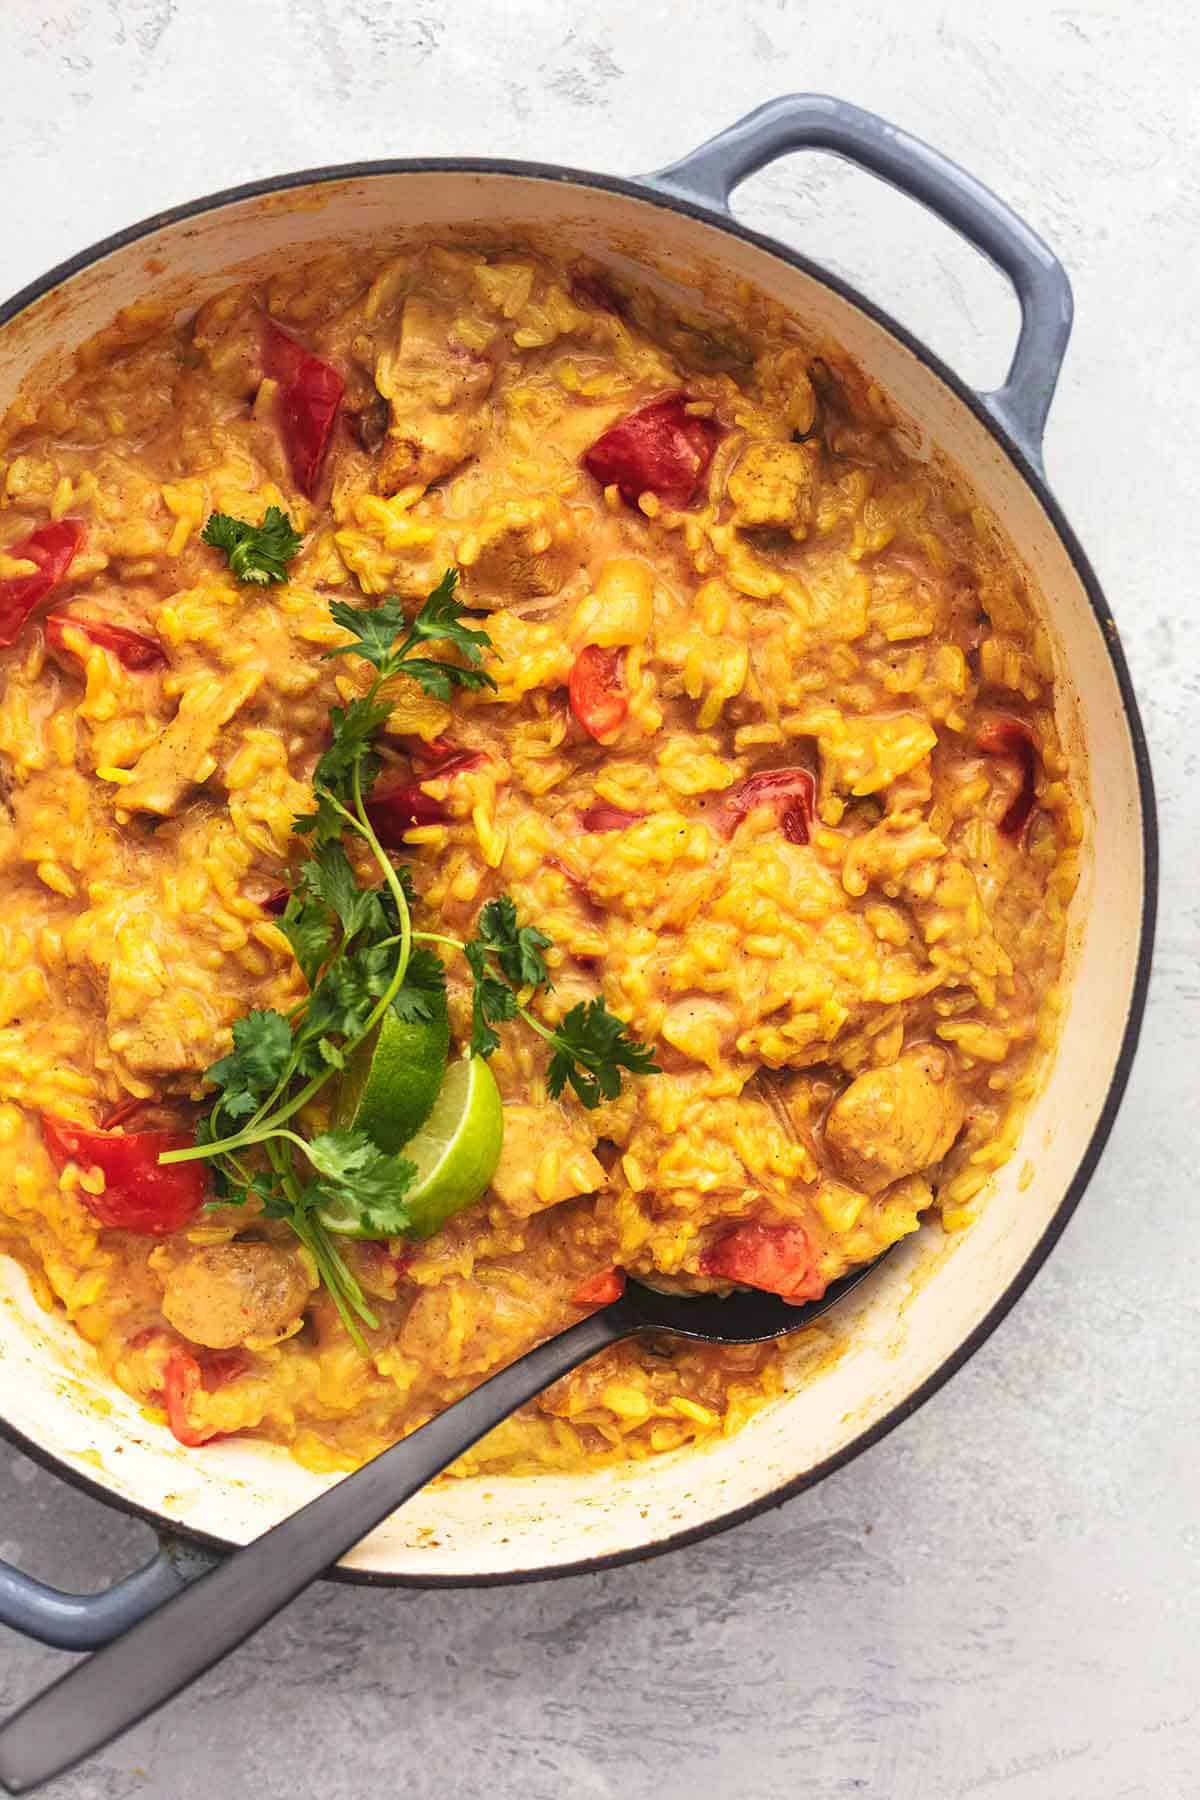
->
[[0, 1534, 211, 1651], [641, 94, 1073, 470]]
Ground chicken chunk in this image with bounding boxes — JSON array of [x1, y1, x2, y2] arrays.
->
[[490, 1102, 608, 1218], [727, 439, 818, 536], [119, 667, 262, 816], [373, 296, 494, 493], [88, 901, 236, 1085], [160, 1241, 313, 1349], [823, 1044, 965, 1194], [114, 1005, 213, 1081], [456, 494, 578, 606]]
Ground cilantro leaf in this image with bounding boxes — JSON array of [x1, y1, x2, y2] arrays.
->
[[201, 507, 303, 586], [302, 941, 394, 1053], [322, 574, 497, 701], [182, 559, 659, 1352], [357, 1186, 421, 1238], [279, 890, 334, 987], [246, 1166, 285, 1214], [303, 1130, 418, 1236], [546, 998, 660, 1109], [399, 658, 497, 702], [292, 789, 346, 847], [296, 842, 381, 944], [204, 1010, 293, 1114], [323, 595, 409, 674], [306, 1128, 402, 1188], [312, 695, 393, 802], [409, 569, 491, 666], [474, 896, 552, 991], [464, 938, 517, 1059], [376, 863, 417, 931], [391, 946, 447, 1025]]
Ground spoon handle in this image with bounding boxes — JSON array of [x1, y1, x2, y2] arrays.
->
[[0, 1303, 635, 1795]]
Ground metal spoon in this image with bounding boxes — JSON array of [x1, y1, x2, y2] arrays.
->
[[0, 1262, 878, 1794]]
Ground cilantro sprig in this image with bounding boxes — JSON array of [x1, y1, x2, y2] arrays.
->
[[201, 507, 303, 585], [456, 899, 658, 1105], [324, 571, 496, 701], [160, 570, 656, 1352], [546, 999, 661, 1108]]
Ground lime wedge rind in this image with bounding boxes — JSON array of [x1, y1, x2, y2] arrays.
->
[[319, 1055, 503, 1241], [333, 1007, 449, 1154]]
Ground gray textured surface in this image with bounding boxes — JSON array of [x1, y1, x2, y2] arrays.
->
[[0, 3, 1194, 1795]]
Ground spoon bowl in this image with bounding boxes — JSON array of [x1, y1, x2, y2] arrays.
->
[[620, 1259, 883, 1342]]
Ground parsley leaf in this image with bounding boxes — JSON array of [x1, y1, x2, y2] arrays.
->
[[546, 998, 660, 1109], [201, 507, 303, 586]]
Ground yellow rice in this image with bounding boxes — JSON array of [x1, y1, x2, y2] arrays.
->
[[0, 243, 1081, 1474]]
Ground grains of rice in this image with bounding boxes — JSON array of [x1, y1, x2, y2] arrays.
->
[[0, 241, 1081, 1474]]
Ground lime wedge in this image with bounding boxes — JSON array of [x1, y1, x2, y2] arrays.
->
[[333, 1008, 449, 1154], [318, 1055, 504, 1241], [397, 1055, 504, 1238]]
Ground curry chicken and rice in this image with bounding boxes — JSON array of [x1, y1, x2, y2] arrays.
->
[[0, 244, 1081, 1474]]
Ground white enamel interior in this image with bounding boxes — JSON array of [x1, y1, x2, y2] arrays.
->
[[0, 169, 1147, 1580]]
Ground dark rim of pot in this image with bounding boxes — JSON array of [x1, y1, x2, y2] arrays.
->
[[0, 158, 1158, 1589]]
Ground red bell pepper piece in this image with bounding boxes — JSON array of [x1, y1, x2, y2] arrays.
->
[[0, 519, 85, 646], [40, 1115, 206, 1236], [583, 393, 721, 509], [262, 322, 344, 497], [579, 802, 644, 831], [366, 746, 486, 848], [545, 855, 599, 909], [395, 733, 457, 764], [977, 717, 1039, 840], [366, 780, 449, 848], [700, 1223, 826, 1304], [569, 644, 627, 740], [712, 766, 815, 845], [201, 1349, 249, 1389], [415, 746, 485, 778], [98, 1096, 149, 1131], [162, 1346, 245, 1448], [570, 1267, 626, 1308], [394, 736, 488, 777], [45, 612, 165, 671]]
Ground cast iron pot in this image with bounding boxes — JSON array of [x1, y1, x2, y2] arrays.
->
[[0, 95, 1156, 1644]]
